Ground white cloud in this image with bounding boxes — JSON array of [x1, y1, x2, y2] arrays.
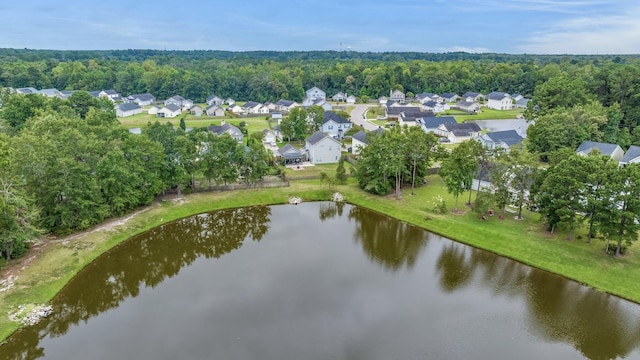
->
[[519, 10, 640, 54], [438, 46, 491, 53]]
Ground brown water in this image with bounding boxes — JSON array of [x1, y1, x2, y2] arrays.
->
[[1, 202, 640, 360]]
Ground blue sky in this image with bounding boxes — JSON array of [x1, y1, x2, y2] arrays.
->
[[0, 0, 638, 54]]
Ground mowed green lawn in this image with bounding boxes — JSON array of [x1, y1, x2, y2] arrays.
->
[[446, 108, 524, 122], [118, 112, 270, 134]]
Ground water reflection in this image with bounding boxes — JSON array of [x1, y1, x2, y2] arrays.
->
[[1, 203, 639, 360], [0, 206, 272, 359], [348, 205, 428, 271], [435, 242, 640, 359]]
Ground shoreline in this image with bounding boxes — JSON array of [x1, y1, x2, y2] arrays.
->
[[1, 179, 639, 343]]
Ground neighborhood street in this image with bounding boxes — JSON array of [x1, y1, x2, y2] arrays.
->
[[349, 104, 380, 131]]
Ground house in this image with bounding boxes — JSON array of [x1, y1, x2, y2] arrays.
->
[[313, 99, 332, 111], [15, 87, 38, 94], [486, 91, 513, 110], [207, 121, 244, 142], [243, 101, 266, 114], [398, 111, 436, 127], [225, 98, 235, 105], [148, 105, 161, 115], [351, 127, 384, 155], [59, 90, 76, 99], [181, 99, 194, 110], [512, 94, 524, 101], [262, 129, 278, 145], [477, 130, 524, 150], [128, 93, 156, 106], [116, 103, 143, 117], [205, 104, 225, 117], [386, 105, 422, 120], [278, 143, 304, 164], [305, 131, 342, 164], [264, 102, 276, 111], [99, 90, 121, 102], [454, 101, 481, 113], [620, 146, 640, 165], [378, 96, 388, 105], [321, 111, 352, 139], [275, 99, 299, 112], [228, 104, 244, 114], [576, 141, 624, 162], [271, 112, 283, 121], [346, 95, 356, 104], [332, 92, 347, 102], [422, 100, 449, 113], [390, 89, 405, 103], [417, 116, 457, 136], [165, 95, 186, 107], [515, 98, 531, 109], [157, 104, 182, 118], [461, 92, 483, 102], [206, 94, 224, 106], [306, 86, 326, 101], [38, 88, 62, 98], [88, 90, 101, 98], [416, 93, 438, 103], [439, 93, 459, 103], [439, 122, 481, 143], [190, 105, 204, 117]]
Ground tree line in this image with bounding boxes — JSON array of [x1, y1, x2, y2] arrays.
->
[[0, 93, 271, 261]]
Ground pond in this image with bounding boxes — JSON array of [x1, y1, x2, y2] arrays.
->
[[1, 202, 640, 359]]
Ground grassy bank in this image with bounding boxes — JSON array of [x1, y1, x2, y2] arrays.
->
[[1, 177, 639, 342]]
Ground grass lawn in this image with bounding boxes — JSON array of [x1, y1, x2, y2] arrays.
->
[[118, 113, 270, 135], [2, 175, 640, 342]]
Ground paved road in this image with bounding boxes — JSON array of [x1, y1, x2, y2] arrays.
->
[[349, 104, 380, 131]]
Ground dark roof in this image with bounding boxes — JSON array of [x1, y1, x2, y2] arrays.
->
[[207, 123, 243, 137], [416, 92, 437, 100], [103, 89, 118, 95], [164, 104, 181, 112], [423, 100, 438, 108], [130, 93, 155, 101], [621, 145, 640, 163], [169, 95, 186, 101], [487, 91, 509, 100], [323, 111, 350, 124], [276, 99, 295, 106], [206, 94, 221, 101], [88, 91, 101, 97], [117, 103, 141, 112], [440, 92, 458, 99], [386, 106, 422, 116], [443, 122, 481, 136], [205, 104, 223, 111], [456, 101, 478, 107], [483, 130, 524, 146], [400, 111, 435, 123], [576, 141, 620, 157], [462, 92, 482, 98], [352, 130, 368, 143], [243, 101, 261, 108], [420, 116, 457, 128], [278, 143, 303, 159], [306, 131, 329, 145], [516, 98, 531, 106]]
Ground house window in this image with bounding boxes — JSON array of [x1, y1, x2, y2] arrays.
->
[[328, 125, 333, 130]]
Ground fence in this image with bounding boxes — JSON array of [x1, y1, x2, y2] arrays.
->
[[195, 180, 290, 192]]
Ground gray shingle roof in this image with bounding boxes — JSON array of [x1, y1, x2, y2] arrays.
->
[[576, 141, 620, 157], [243, 101, 261, 108], [462, 92, 482, 98], [164, 104, 181, 112], [278, 143, 303, 158], [420, 116, 457, 128], [306, 131, 329, 145], [276, 99, 295, 106], [443, 122, 481, 136], [483, 130, 524, 146], [386, 106, 422, 116], [487, 91, 510, 100], [207, 123, 243, 137], [323, 111, 350, 124], [131, 93, 155, 102], [621, 145, 640, 163], [117, 103, 141, 112]]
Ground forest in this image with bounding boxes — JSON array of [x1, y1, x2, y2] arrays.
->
[[3, 49, 640, 260]]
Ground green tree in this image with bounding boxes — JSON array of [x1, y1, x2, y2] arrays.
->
[[335, 156, 347, 185], [438, 140, 477, 211], [600, 164, 640, 256]]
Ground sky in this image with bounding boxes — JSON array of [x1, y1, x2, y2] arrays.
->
[[0, 0, 638, 54]]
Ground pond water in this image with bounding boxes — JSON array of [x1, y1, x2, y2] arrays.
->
[[1, 202, 640, 359]]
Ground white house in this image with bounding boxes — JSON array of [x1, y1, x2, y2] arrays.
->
[[620, 146, 640, 166], [378, 96, 388, 105], [486, 91, 513, 110], [416, 93, 438, 103], [157, 104, 182, 118], [418, 116, 457, 136], [305, 131, 342, 164], [390, 89, 405, 103], [461, 92, 483, 103], [207, 121, 244, 142], [228, 104, 244, 114], [332, 92, 347, 102], [278, 143, 304, 164], [398, 111, 436, 127], [439, 122, 481, 143], [306, 86, 326, 101], [439, 92, 459, 103], [99, 90, 121, 102], [422, 100, 450, 113], [38, 88, 63, 98], [147, 105, 161, 115], [351, 127, 384, 155], [346, 95, 356, 104], [116, 103, 142, 117], [275, 99, 299, 112], [477, 130, 524, 151], [205, 105, 225, 117], [206, 95, 224, 106], [321, 111, 352, 139], [190, 105, 204, 117], [576, 141, 624, 162], [262, 129, 277, 145], [129, 93, 156, 106], [454, 101, 481, 113]]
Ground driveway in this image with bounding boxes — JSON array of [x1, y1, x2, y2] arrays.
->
[[349, 104, 380, 131]]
